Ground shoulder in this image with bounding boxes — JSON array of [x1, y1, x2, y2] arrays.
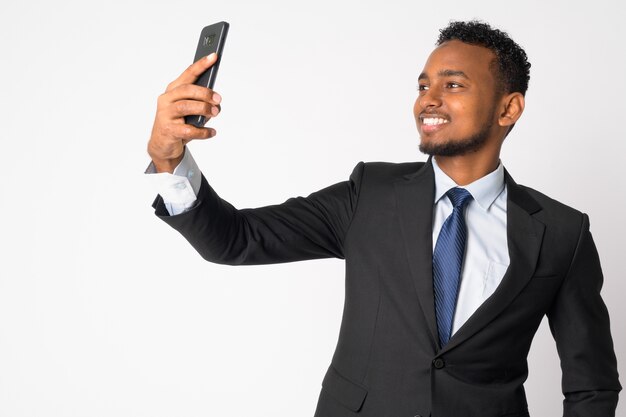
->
[[344, 161, 430, 209], [511, 182, 588, 236], [505, 167, 584, 220], [517, 184, 582, 216], [355, 161, 427, 182]]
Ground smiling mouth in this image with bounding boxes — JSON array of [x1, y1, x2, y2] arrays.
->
[[421, 117, 449, 126]]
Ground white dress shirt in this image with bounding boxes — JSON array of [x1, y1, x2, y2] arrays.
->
[[145, 148, 202, 215], [147, 152, 510, 335], [431, 157, 509, 334]]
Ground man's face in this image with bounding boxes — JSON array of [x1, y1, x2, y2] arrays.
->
[[414, 40, 503, 157]]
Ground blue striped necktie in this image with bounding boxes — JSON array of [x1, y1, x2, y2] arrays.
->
[[433, 187, 473, 347]]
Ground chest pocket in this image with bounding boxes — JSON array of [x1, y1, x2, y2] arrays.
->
[[483, 260, 508, 298]]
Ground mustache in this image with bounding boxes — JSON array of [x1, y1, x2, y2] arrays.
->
[[419, 111, 450, 120]]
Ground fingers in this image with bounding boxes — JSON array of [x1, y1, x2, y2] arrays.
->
[[163, 83, 221, 106], [147, 55, 222, 170], [157, 82, 222, 127], [167, 53, 218, 92], [168, 124, 216, 141], [158, 60, 223, 126], [151, 122, 216, 152], [168, 99, 220, 120]]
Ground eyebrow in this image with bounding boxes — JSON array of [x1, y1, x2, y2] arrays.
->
[[418, 69, 470, 81]]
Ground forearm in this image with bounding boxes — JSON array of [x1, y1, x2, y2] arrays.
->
[[154, 163, 364, 266]]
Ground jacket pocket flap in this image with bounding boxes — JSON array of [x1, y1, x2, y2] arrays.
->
[[322, 365, 368, 412]]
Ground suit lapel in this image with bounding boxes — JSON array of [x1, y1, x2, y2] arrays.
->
[[439, 170, 545, 355], [394, 159, 439, 350]]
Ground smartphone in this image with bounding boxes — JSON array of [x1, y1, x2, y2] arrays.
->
[[185, 21, 229, 127]]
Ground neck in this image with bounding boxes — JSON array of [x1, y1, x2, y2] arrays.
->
[[434, 152, 500, 186]]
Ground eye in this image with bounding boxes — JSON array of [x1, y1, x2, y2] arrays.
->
[[446, 82, 462, 89], [417, 84, 429, 93]]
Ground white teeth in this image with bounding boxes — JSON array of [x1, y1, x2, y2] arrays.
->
[[422, 117, 448, 126]]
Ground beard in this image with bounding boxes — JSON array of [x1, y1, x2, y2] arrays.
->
[[418, 120, 493, 157]]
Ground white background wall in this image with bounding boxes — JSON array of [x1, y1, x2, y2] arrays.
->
[[1, 0, 624, 415]]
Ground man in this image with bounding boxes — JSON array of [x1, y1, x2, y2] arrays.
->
[[147, 21, 620, 416]]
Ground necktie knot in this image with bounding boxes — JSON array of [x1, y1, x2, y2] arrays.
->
[[446, 187, 473, 209]]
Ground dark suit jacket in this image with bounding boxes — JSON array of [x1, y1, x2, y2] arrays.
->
[[154, 159, 621, 417]]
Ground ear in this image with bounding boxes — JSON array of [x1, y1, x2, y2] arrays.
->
[[498, 92, 525, 128]]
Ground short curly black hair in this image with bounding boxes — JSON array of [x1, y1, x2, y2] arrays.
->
[[437, 20, 531, 96]]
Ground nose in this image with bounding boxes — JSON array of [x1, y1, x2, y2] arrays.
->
[[418, 86, 442, 109]]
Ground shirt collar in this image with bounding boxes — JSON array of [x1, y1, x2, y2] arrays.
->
[[432, 157, 505, 211]]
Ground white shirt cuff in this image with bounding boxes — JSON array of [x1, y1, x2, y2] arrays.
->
[[145, 148, 202, 215]]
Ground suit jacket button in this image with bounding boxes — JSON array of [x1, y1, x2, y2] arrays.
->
[[433, 358, 445, 369]]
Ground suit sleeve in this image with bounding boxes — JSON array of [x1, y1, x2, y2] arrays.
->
[[152, 162, 365, 265], [546, 214, 621, 416]]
